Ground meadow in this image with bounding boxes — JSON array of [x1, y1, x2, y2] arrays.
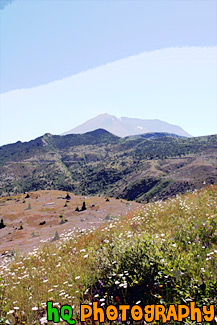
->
[[0, 185, 216, 324]]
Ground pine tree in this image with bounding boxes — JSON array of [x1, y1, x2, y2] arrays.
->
[[81, 201, 86, 211], [0, 219, 6, 229]]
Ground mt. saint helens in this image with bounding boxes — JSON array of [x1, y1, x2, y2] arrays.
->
[[62, 114, 191, 138]]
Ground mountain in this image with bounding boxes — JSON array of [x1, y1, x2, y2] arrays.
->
[[0, 130, 216, 202], [62, 114, 191, 137]]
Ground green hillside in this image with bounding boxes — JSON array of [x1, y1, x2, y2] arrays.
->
[[0, 131, 217, 202], [0, 186, 216, 324]]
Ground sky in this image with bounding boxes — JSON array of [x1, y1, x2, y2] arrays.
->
[[0, 0, 217, 145]]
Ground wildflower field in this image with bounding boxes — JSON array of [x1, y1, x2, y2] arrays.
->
[[0, 186, 216, 324]]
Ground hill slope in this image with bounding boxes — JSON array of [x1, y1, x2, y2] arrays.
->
[[0, 131, 216, 201], [62, 113, 191, 137], [0, 190, 141, 254], [1, 186, 216, 324]]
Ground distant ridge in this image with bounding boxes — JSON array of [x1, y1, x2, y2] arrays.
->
[[62, 113, 191, 138], [0, 131, 216, 201]]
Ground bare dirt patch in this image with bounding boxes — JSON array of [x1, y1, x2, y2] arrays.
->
[[0, 190, 141, 255]]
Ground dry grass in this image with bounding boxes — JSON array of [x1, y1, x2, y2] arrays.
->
[[0, 186, 216, 324]]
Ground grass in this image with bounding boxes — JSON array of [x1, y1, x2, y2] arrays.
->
[[0, 185, 216, 324]]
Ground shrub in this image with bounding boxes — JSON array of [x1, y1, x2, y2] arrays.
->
[[27, 203, 31, 210], [65, 193, 71, 200], [0, 219, 6, 229], [81, 201, 86, 211]]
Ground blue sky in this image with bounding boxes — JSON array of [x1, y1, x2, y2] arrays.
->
[[0, 0, 217, 145]]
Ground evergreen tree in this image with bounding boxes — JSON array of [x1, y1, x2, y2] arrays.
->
[[81, 201, 86, 211], [0, 219, 6, 229]]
